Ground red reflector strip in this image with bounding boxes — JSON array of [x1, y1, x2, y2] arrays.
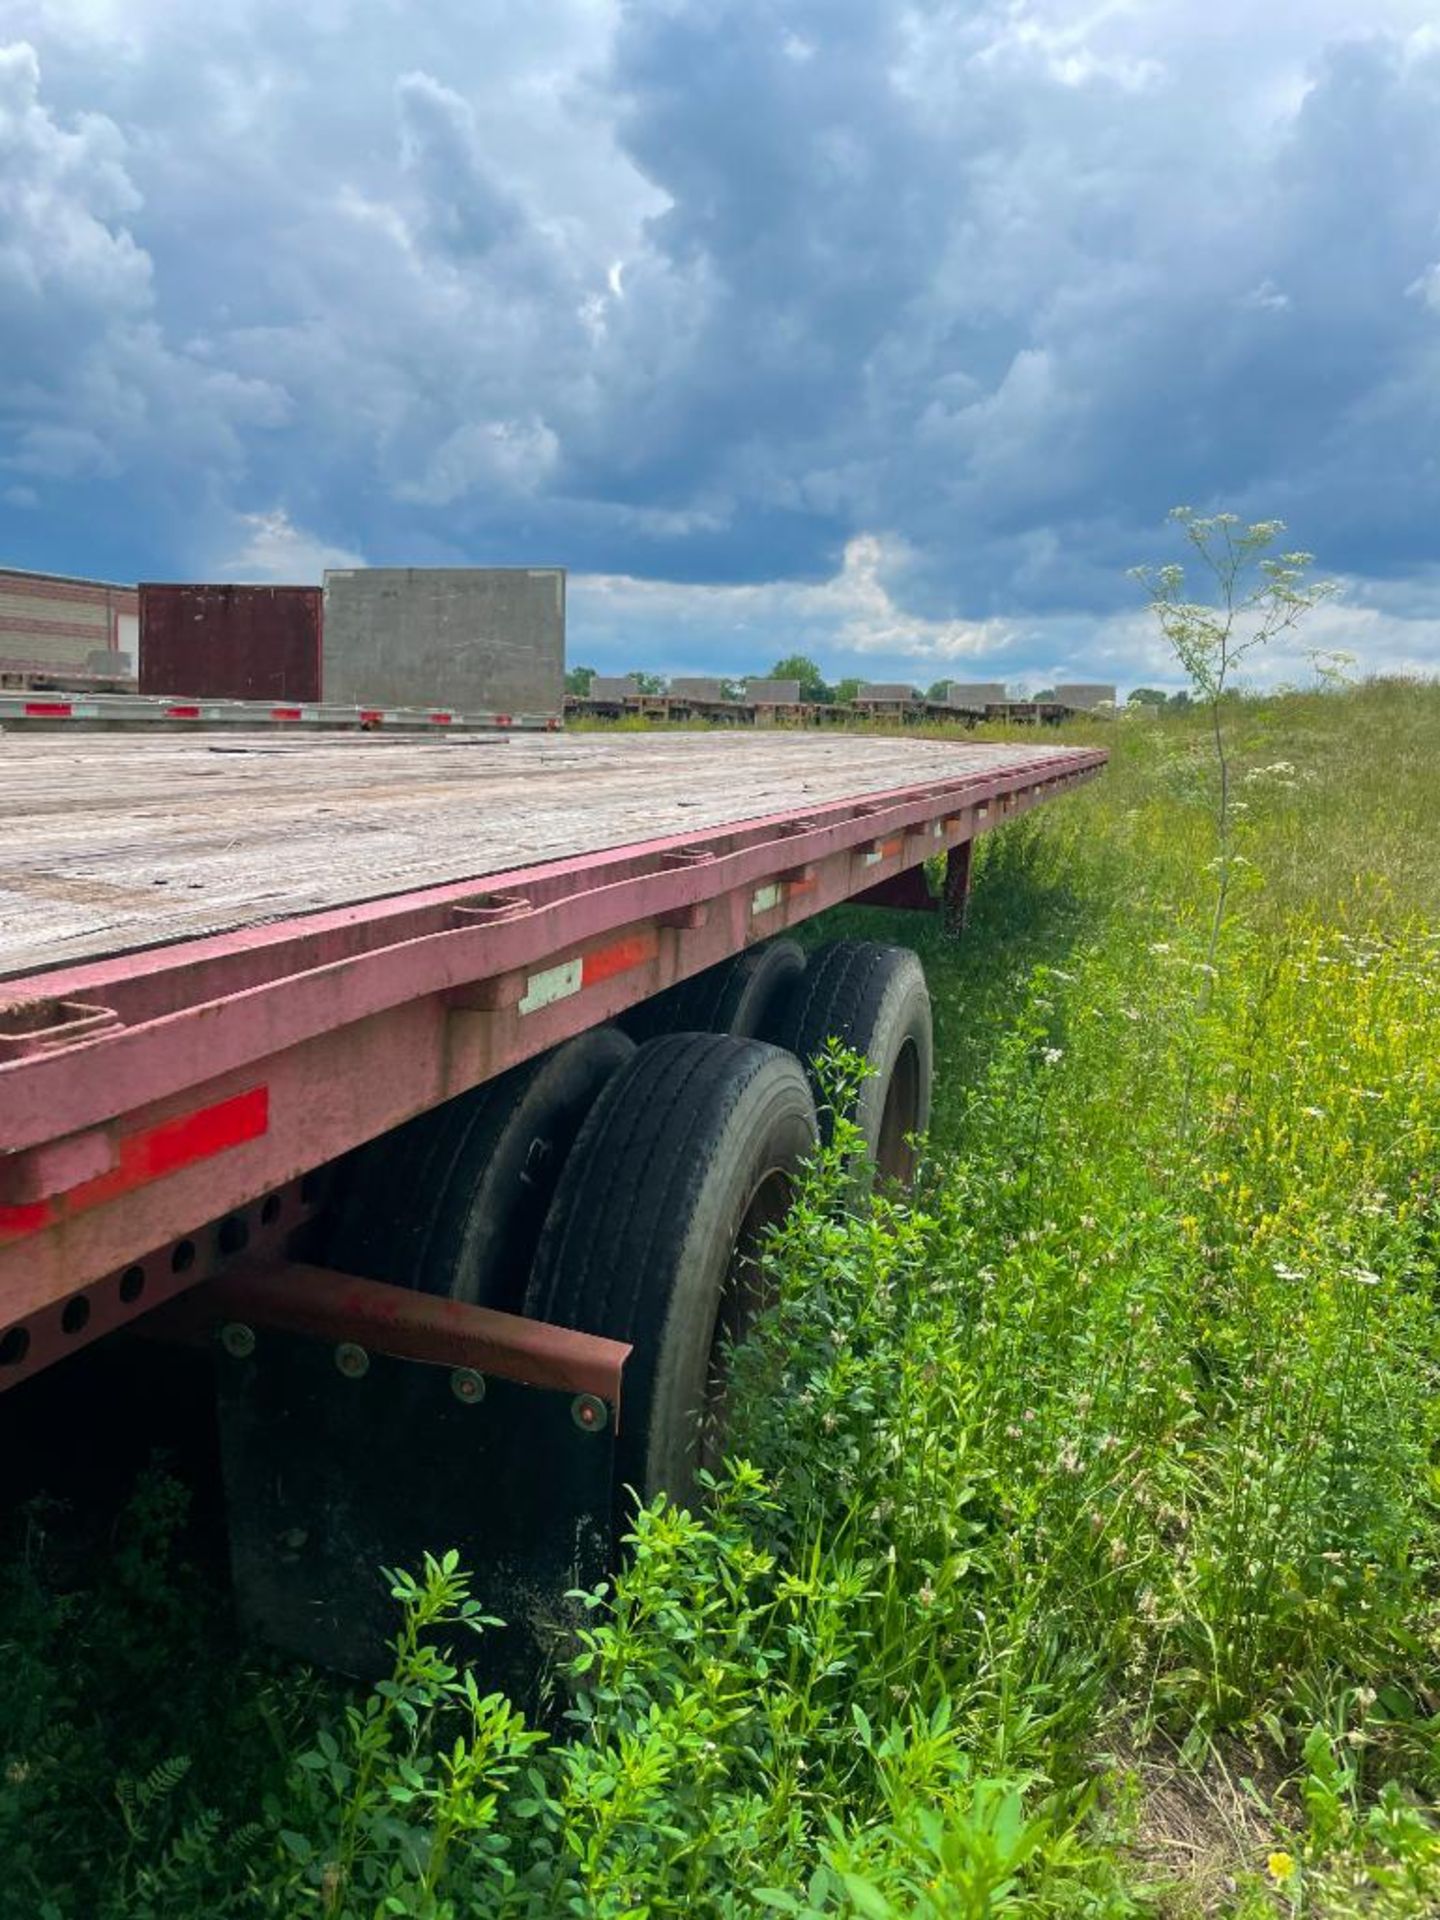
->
[[495, 714, 512, 728], [166, 704, 201, 719], [359, 709, 383, 724], [880, 836, 904, 859], [24, 701, 72, 717], [0, 1086, 269, 1245], [582, 929, 659, 988], [271, 706, 302, 720], [429, 712, 453, 725], [0, 1201, 50, 1239]]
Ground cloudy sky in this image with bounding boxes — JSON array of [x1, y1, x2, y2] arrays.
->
[[2, 1, 1439, 691]]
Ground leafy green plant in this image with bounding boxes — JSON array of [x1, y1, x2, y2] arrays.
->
[[1131, 510, 1336, 1132], [271, 1551, 543, 1917]]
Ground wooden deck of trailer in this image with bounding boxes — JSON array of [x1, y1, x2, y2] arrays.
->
[[1, 732, 1084, 978]]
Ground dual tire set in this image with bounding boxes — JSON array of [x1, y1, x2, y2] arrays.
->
[[322, 939, 933, 1511]]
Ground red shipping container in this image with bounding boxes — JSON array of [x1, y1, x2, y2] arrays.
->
[[139, 585, 323, 702]]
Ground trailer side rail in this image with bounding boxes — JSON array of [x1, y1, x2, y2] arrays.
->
[[0, 691, 560, 732]]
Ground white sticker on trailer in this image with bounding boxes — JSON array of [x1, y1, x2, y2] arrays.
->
[[750, 883, 783, 915], [518, 957, 584, 1014]]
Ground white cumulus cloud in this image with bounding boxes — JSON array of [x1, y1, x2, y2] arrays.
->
[[219, 507, 364, 583]]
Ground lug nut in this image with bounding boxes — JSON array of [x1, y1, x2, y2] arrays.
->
[[334, 1342, 369, 1379], [219, 1322, 255, 1359]]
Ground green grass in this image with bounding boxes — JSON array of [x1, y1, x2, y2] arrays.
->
[[2, 679, 1438, 1917]]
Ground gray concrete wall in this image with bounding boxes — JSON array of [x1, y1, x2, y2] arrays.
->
[[746, 678, 801, 705], [859, 682, 917, 704], [588, 675, 639, 702], [947, 681, 1006, 708], [669, 676, 729, 703], [1054, 682, 1116, 710], [322, 567, 564, 715], [85, 649, 132, 676]]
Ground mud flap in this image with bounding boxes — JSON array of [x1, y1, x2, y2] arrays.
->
[[216, 1330, 617, 1692]]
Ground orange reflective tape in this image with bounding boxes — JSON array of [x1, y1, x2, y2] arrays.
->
[[582, 929, 660, 987]]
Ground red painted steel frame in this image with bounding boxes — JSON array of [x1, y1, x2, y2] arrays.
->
[[0, 746, 1105, 1386]]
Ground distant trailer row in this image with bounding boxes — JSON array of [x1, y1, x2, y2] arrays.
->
[[568, 679, 1117, 728], [0, 569, 567, 724], [1, 560, 1115, 730], [576, 675, 810, 725], [0, 690, 560, 734]]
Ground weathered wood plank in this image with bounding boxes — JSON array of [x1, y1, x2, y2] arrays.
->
[[0, 732, 1071, 976]]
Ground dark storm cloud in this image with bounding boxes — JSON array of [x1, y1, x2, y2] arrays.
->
[[595, 8, 1440, 616], [0, 1, 1437, 682]]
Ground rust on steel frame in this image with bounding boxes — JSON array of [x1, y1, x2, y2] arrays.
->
[[156, 1263, 630, 1413], [0, 748, 1105, 1390]]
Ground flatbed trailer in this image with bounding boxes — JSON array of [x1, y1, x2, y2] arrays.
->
[[1, 730, 1104, 1673], [0, 688, 559, 734]]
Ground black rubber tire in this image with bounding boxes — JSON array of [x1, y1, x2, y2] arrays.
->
[[319, 1027, 634, 1310], [525, 1033, 817, 1508], [760, 939, 933, 1185], [620, 939, 806, 1042]]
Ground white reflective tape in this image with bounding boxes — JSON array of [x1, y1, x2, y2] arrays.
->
[[518, 958, 584, 1014], [862, 849, 883, 867], [751, 883, 782, 915]]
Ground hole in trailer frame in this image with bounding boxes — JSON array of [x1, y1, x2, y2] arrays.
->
[[60, 1295, 91, 1336]]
